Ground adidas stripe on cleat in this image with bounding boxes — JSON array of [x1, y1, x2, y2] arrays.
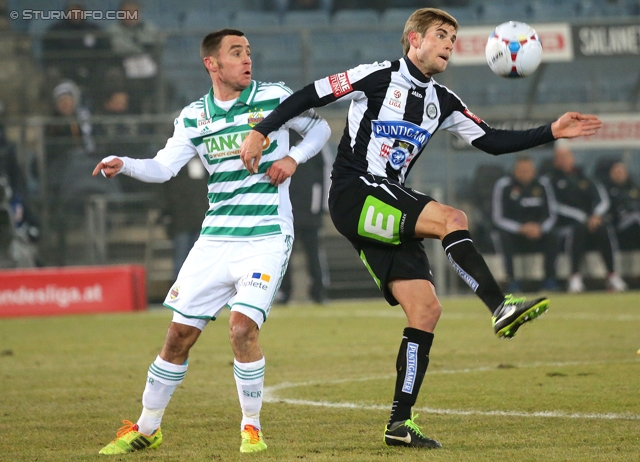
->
[[99, 420, 162, 455], [492, 294, 549, 339], [384, 414, 441, 449], [240, 424, 267, 453]]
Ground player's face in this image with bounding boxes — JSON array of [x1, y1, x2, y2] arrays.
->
[[408, 22, 457, 77], [554, 147, 575, 173], [212, 35, 252, 94], [514, 160, 536, 185], [610, 162, 628, 185]]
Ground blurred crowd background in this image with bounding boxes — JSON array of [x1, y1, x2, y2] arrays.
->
[[0, 0, 638, 300]]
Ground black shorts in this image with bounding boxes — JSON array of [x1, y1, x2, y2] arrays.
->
[[329, 173, 435, 305]]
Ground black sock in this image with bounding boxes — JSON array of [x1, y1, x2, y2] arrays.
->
[[388, 328, 433, 426], [442, 230, 505, 314]]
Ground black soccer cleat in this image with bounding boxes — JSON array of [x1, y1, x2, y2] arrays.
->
[[383, 414, 442, 449], [492, 294, 549, 339]]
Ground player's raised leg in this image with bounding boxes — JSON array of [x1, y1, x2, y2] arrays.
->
[[99, 321, 200, 455], [383, 279, 442, 448], [416, 201, 549, 338]]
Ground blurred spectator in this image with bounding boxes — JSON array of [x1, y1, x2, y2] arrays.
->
[[0, 125, 40, 267], [45, 80, 118, 265], [277, 135, 330, 304], [161, 157, 209, 278], [491, 156, 559, 292], [45, 80, 95, 174], [42, 3, 110, 108], [543, 144, 627, 293], [605, 161, 640, 251], [107, 1, 160, 113]]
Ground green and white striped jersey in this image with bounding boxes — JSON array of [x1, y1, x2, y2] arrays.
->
[[154, 80, 327, 240]]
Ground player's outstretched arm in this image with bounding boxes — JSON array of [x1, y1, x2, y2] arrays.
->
[[240, 130, 265, 174], [92, 156, 123, 178], [551, 112, 602, 139]]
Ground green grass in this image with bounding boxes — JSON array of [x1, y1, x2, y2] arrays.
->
[[1, 292, 639, 461]]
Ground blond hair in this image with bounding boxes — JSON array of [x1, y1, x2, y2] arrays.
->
[[401, 8, 458, 55]]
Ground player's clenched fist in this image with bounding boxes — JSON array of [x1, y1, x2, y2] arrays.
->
[[92, 156, 123, 178], [240, 130, 265, 174]]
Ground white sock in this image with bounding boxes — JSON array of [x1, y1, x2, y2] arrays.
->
[[136, 355, 187, 435], [234, 357, 265, 430]]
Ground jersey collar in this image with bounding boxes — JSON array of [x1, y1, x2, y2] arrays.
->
[[204, 80, 257, 119], [401, 56, 431, 88]]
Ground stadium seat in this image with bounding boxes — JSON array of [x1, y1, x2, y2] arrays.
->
[[476, 2, 531, 24], [380, 8, 416, 28], [282, 10, 330, 28], [529, 1, 579, 21], [332, 9, 380, 28], [445, 6, 479, 25], [183, 9, 231, 31], [233, 11, 281, 28]]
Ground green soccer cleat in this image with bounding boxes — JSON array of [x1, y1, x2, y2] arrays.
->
[[240, 424, 267, 453], [99, 420, 162, 455], [492, 294, 549, 339], [383, 413, 442, 449]]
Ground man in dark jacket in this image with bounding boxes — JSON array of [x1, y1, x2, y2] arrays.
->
[[606, 161, 640, 251], [277, 133, 330, 304], [492, 156, 559, 292], [543, 144, 626, 292]]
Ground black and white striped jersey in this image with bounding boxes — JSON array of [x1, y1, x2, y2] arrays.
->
[[254, 56, 555, 185]]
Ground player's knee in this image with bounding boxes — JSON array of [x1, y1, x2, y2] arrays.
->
[[425, 298, 442, 320], [162, 324, 198, 362], [229, 315, 259, 344], [445, 207, 468, 234]]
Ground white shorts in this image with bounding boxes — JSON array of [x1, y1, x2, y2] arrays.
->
[[164, 234, 293, 330]]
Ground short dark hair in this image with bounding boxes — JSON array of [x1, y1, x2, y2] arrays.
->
[[200, 28, 245, 62]]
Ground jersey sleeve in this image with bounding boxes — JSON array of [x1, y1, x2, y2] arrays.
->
[[253, 62, 391, 137], [285, 109, 331, 165], [153, 108, 198, 175], [436, 87, 556, 155]]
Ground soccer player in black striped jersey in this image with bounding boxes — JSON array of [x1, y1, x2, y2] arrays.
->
[[241, 8, 603, 448]]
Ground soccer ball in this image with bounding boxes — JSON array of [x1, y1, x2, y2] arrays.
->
[[485, 21, 543, 78]]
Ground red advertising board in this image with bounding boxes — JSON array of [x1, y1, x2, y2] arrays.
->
[[0, 265, 147, 317]]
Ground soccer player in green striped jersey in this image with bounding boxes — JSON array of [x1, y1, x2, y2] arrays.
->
[[93, 29, 330, 455]]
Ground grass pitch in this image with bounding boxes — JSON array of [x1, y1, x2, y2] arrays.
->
[[0, 292, 639, 461]]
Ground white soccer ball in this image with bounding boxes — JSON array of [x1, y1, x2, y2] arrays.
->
[[485, 21, 543, 78]]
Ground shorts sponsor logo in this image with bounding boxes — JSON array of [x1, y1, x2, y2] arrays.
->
[[169, 285, 179, 300], [239, 272, 271, 291], [371, 120, 431, 151], [463, 108, 483, 124], [402, 342, 419, 393], [329, 72, 352, 97], [253, 272, 271, 282], [358, 196, 402, 245]]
